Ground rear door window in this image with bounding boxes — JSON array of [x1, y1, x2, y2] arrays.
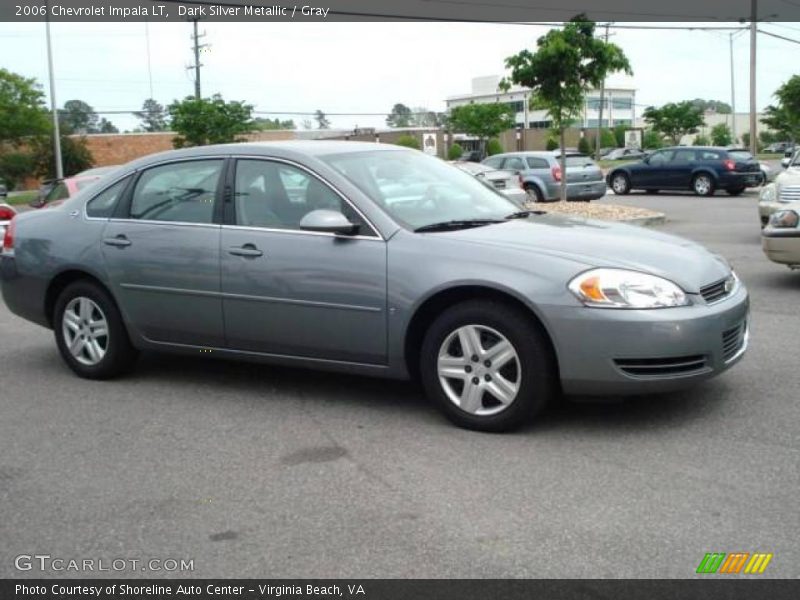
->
[[564, 155, 597, 168], [129, 160, 223, 224]]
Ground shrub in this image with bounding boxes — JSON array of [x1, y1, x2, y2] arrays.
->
[[577, 136, 591, 155], [395, 134, 420, 150], [486, 138, 504, 156], [710, 123, 732, 147], [693, 134, 710, 146], [0, 151, 35, 190], [642, 129, 664, 149], [600, 128, 617, 148], [545, 137, 559, 151], [447, 143, 463, 160]]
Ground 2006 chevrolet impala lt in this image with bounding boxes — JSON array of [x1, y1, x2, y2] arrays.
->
[[0, 142, 749, 431]]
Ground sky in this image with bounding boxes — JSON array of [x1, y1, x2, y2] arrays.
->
[[1, 20, 799, 132]]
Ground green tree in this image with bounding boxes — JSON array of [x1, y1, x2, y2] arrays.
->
[[642, 101, 705, 145], [410, 107, 446, 128], [168, 94, 254, 148], [0, 68, 51, 146], [710, 123, 732, 146], [60, 99, 99, 134], [0, 151, 35, 190], [386, 103, 412, 128], [600, 128, 617, 148], [448, 103, 515, 155], [689, 98, 732, 114], [546, 137, 559, 151], [642, 129, 664, 149], [612, 124, 627, 147], [135, 98, 168, 132], [314, 109, 330, 129], [97, 118, 118, 133], [31, 134, 94, 178], [253, 117, 295, 130], [502, 14, 632, 200], [486, 138, 504, 155], [693, 134, 710, 146], [447, 142, 464, 160], [761, 76, 800, 142], [394, 134, 420, 150]]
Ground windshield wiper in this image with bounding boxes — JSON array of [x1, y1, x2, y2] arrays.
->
[[505, 210, 545, 220], [414, 219, 503, 233]]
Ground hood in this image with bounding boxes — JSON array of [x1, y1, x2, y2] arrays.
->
[[439, 213, 730, 293], [775, 166, 800, 186]]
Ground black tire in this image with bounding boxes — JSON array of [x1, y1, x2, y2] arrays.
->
[[726, 187, 746, 196], [610, 172, 631, 195], [53, 280, 138, 379], [692, 173, 716, 197], [419, 300, 557, 432], [524, 183, 544, 203]]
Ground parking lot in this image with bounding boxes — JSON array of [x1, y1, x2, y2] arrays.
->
[[0, 189, 798, 579]]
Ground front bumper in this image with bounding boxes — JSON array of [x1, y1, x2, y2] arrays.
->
[[547, 284, 750, 395], [762, 229, 800, 266]]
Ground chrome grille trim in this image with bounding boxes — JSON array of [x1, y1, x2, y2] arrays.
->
[[614, 355, 709, 378], [779, 185, 800, 203]]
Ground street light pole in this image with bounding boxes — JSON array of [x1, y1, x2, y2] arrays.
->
[[45, 2, 63, 180], [729, 32, 737, 143], [749, 0, 757, 155], [595, 22, 611, 161]]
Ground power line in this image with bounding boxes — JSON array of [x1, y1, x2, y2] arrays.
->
[[757, 27, 800, 44]]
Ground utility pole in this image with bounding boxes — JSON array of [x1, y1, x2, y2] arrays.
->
[[595, 22, 611, 161], [45, 2, 63, 180], [749, 0, 757, 155], [188, 19, 207, 100], [729, 32, 737, 143]]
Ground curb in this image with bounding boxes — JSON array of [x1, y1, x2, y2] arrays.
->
[[619, 213, 666, 227]]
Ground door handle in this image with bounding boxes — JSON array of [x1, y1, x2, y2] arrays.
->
[[228, 244, 263, 258], [103, 235, 131, 248]]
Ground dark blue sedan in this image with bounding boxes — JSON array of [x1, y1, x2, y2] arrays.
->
[[607, 146, 762, 196]]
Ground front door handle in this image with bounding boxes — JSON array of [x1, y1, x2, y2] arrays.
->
[[228, 244, 263, 258], [103, 235, 131, 248]]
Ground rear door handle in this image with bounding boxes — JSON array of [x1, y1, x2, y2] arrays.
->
[[103, 235, 131, 248], [228, 244, 263, 258]]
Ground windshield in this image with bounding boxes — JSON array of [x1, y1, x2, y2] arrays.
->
[[322, 150, 517, 230], [728, 150, 754, 161]]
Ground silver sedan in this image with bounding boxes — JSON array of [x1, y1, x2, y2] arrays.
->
[[1, 142, 748, 431]]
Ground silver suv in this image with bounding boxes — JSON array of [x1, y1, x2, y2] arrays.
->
[[483, 151, 606, 202]]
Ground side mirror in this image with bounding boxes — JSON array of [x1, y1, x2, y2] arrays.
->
[[299, 209, 359, 236]]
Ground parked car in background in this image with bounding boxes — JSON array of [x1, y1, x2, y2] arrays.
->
[[759, 150, 800, 227], [483, 151, 606, 202], [30, 167, 119, 209], [603, 147, 648, 161], [598, 147, 617, 158], [450, 161, 527, 208], [781, 148, 799, 169], [0, 203, 16, 241], [764, 142, 793, 154], [607, 146, 761, 196], [456, 150, 483, 163], [1, 141, 748, 432], [762, 200, 800, 269]]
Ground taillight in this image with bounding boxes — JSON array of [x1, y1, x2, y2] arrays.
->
[[551, 165, 562, 182], [3, 217, 15, 252], [0, 205, 16, 220], [723, 159, 736, 171]]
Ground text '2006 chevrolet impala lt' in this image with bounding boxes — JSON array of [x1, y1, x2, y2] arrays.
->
[[0, 142, 749, 431]]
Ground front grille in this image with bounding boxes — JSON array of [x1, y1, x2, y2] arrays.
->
[[700, 278, 732, 304], [779, 185, 800, 203], [614, 355, 708, 378], [722, 321, 747, 362]]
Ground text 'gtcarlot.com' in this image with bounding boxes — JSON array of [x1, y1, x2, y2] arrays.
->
[[14, 554, 194, 572]]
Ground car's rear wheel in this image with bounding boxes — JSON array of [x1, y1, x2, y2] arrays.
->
[[610, 172, 631, 195], [727, 187, 746, 196], [419, 300, 556, 432], [54, 281, 138, 379], [524, 183, 544, 203], [692, 173, 715, 196]]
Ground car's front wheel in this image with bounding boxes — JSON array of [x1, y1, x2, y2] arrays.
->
[[420, 300, 556, 432], [54, 281, 138, 379], [610, 172, 631, 195], [692, 173, 715, 196]]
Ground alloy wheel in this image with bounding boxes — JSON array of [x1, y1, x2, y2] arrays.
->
[[694, 175, 712, 195], [437, 324, 521, 416], [62, 296, 109, 366], [612, 174, 628, 194]]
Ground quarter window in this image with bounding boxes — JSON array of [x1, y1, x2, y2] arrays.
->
[[86, 177, 129, 218], [233, 160, 376, 236], [482, 157, 503, 169], [129, 160, 223, 224], [503, 157, 526, 171], [526, 157, 549, 169]]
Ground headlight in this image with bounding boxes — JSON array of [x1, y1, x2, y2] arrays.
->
[[769, 210, 799, 229], [568, 268, 689, 309], [759, 183, 776, 203]]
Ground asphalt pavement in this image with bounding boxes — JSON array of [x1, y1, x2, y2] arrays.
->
[[1, 189, 798, 579]]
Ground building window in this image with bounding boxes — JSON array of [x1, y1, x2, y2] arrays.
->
[[506, 101, 524, 113], [586, 119, 610, 128], [612, 97, 633, 110], [586, 96, 607, 110], [529, 120, 552, 129]]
